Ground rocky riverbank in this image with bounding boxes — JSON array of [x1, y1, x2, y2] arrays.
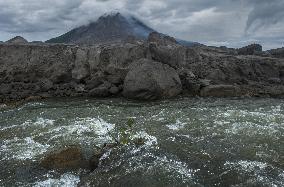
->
[[1, 32, 284, 103]]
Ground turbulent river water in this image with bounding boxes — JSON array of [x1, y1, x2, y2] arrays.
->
[[0, 98, 283, 187]]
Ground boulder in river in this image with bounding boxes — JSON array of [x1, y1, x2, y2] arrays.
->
[[89, 150, 104, 171], [123, 58, 182, 100], [89, 143, 118, 171], [40, 146, 88, 171]]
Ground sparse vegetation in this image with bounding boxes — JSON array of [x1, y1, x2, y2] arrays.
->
[[107, 118, 145, 146]]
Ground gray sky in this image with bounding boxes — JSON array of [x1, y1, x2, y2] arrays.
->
[[0, 0, 283, 49]]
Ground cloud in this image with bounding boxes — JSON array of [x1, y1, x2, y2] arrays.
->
[[245, 0, 284, 32], [0, 0, 283, 49]]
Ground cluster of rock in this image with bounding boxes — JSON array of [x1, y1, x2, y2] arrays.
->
[[268, 47, 284, 58], [0, 33, 284, 103], [237, 44, 262, 55]]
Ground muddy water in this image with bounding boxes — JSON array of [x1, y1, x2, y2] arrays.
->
[[0, 98, 283, 187]]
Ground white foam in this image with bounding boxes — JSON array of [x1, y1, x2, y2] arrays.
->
[[224, 160, 284, 186], [0, 137, 50, 161], [34, 118, 55, 127], [154, 155, 197, 180], [125, 151, 197, 184], [16, 102, 46, 111], [225, 160, 268, 172], [131, 131, 158, 147], [46, 117, 115, 145], [52, 117, 114, 136], [151, 109, 166, 121], [167, 119, 186, 131], [33, 173, 80, 187], [225, 121, 281, 136], [219, 107, 284, 122], [1, 118, 54, 131]]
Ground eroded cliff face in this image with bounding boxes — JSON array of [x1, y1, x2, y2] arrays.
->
[[1, 35, 284, 102], [0, 43, 147, 102]]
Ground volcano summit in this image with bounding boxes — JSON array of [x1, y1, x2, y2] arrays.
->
[[46, 12, 196, 46]]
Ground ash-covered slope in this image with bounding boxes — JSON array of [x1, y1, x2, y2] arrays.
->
[[46, 12, 155, 45], [46, 12, 197, 46]]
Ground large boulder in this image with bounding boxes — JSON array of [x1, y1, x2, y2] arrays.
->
[[40, 147, 88, 171], [147, 32, 187, 68], [123, 59, 182, 100]]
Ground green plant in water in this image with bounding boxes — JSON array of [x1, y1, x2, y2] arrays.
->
[[107, 118, 145, 146], [119, 118, 134, 145]]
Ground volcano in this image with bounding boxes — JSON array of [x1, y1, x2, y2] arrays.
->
[[46, 12, 197, 46]]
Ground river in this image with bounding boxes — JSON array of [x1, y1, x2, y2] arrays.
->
[[0, 98, 283, 187]]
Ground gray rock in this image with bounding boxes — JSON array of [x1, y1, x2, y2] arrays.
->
[[178, 68, 196, 79], [268, 78, 282, 84], [89, 87, 109, 97], [104, 66, 129, 86], [39, 79, 53, 92], [0, 84, 11, 94], [89, 150, 104, 171], [268, 47, 284, 58], [40, 146, 88, 171], [89, 82, 111, 97], [85, 73, 104, 90], [182, 79, 201, 95], [146, 32, 188, 68], [123, 59, 182, 100], [200, 85, 240, 97], [106, 74, 123, 85], [178, 68, 200, 95], [237, 44, 262, 55], [148, 32, 177, 46], [74, 84, 86, 92], [206, 69, 227, 82], [199, 79, 212, 87], [109, 86, 120, 95], [72, 48, 90, 81], [148, 42, 187, 68], [0, 36, 284, 101]]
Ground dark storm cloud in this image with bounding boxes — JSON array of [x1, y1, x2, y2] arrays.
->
[[0, 0, 283, 49], [245, 0, 284, 31], [0, 0, 84, 33]]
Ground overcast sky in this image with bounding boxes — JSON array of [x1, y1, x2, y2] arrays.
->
[[0, 0, 283, 49]]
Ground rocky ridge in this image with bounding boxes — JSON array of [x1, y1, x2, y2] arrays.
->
[[1, 32, 284, 103], [6, 36, 28, 44]]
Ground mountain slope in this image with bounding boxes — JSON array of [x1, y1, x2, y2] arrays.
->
[[46, 12, 197, 46], [46, 12, 155, 44]]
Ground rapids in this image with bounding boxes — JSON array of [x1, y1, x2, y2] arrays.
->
[[0, 98, 283, 186]]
